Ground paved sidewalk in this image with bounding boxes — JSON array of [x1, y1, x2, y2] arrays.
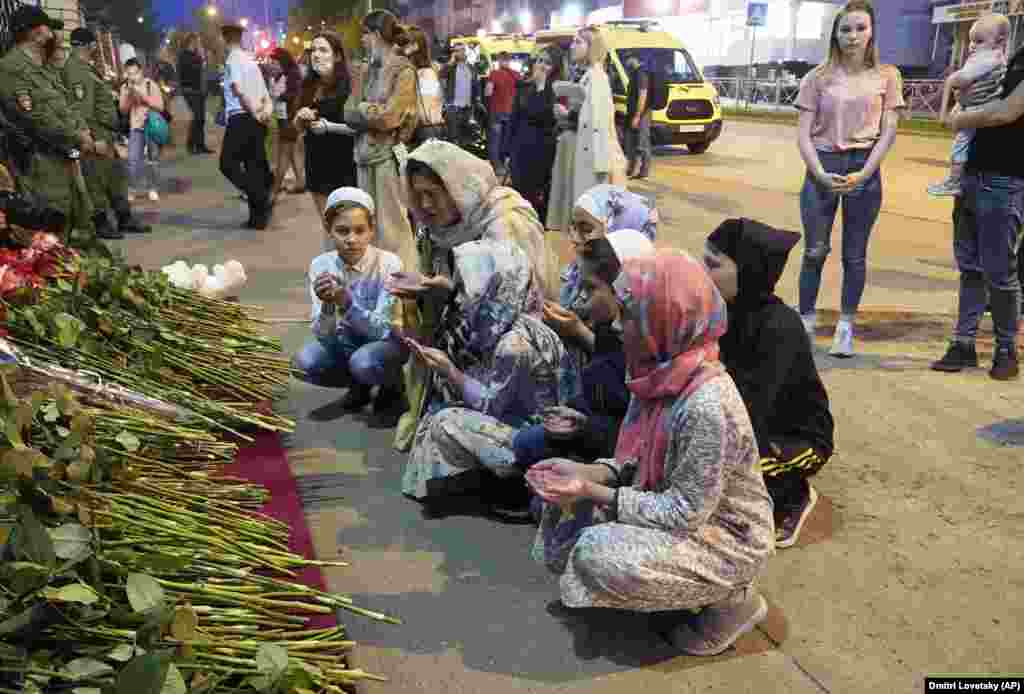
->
[[113, 113, 1024, 693]]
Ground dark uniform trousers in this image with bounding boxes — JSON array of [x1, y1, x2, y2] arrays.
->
[[219, 112, 271, 213]]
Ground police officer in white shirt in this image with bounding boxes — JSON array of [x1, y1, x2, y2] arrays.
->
[[218, 21, 274, 229]]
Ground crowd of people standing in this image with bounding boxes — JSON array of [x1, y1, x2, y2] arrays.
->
[[2, 0, 1021, 658]]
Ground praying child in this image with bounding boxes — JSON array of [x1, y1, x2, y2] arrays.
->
[[928, 13, 1011, 197], [292, 187, 409, 424]]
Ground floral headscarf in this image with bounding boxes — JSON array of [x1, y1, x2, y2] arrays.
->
[[613, 251, 729, 491], [405, 140, 559, 298], [561, 185, 658, 309], [438, 239, 542, 371], [574, 184, 658, 241]]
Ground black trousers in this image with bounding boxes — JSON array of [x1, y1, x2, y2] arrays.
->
[[446, 107, 473, 149], [219, 113, 271, 213], [760, 438, 830, 511], [183, 89, 208, 150]]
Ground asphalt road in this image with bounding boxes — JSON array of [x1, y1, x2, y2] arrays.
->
[[114, 115, 1022, 694]]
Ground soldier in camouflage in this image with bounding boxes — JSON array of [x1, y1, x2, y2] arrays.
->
[[64, 27, 151, 238], [0, 5, 104, 242]]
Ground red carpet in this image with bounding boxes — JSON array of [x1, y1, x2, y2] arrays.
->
[[223, 431, 336, 629]]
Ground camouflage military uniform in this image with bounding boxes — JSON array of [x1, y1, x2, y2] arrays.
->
[[63, 53, 114, 211], [0, 46, 95, 237]]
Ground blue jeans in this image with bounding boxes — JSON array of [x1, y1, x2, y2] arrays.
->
[[952, 171, 1024, 351], [798, 148, 883, 317], [128, 129, 160, 192], [489, 113, 512, 171], [293, 336, 408, 388]]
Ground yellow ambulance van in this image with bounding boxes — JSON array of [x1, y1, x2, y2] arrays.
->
[[534, 21, 723, 153]]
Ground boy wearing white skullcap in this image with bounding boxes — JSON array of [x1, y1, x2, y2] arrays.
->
[[293, 187, 409, 422]]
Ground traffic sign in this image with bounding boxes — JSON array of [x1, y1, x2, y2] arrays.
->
[[747, 1, 768, 27]]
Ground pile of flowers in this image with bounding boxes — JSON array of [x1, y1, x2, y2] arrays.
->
[[0, 235, 292, 436], [0, 235, 398, 691], [0, 383, 393, 693], [0, 232, 79, 305]]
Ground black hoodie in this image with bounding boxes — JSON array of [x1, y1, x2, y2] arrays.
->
[[708, 218, 835, 458]]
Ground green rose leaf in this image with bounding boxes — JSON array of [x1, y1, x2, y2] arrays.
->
[[107, 643, 144, 662], [160, 664, 186, 694], [255, 643, 288, 686], [63, 657, 114, 680], [115, 651, 172, 694], [23, 308, 45, 338], [114, 431, 141, 453], [42, 401, 61, 423], [125, 573, 165, 613], [15, 506, 56, 568], [42, 582, 101, 605], [53, 313, 86, 350], [0, 561, 50, 593], [49, 522, 92, 560]]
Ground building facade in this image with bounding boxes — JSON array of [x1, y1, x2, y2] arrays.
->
[[407, 0, 965, 76]]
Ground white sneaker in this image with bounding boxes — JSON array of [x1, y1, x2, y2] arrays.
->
[[927, 178, 961, 197], [801, 313, 817, 338], [148, 190, 160, 202], [830, 320, 855, 357]]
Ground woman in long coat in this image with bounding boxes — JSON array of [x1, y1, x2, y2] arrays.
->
[[546, 27, 627, 232], [508, 46, 562, 224]]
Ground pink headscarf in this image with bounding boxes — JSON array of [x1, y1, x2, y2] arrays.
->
[[613, 251, 729, 491]]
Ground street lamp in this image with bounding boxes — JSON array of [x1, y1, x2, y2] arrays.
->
[[562, 3, 581, 25], [519, 9, 532, 32], [207, 6, 218, 17], [240, 17, 249, 27], [137, 16, 144, 23], [292, 36, 300, 45]]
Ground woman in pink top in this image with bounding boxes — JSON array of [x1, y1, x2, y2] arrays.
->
[[119, 58, 166, 202], [794, 0, 904, 357]]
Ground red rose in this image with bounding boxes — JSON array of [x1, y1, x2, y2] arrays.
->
[[34, 253, 61, 278], [30, 232, 61, 252]]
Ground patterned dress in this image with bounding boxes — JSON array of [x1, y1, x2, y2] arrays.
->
[[532, 376, 775, 611], [401, 240, 578, 499], [394, 141, 561, 452]]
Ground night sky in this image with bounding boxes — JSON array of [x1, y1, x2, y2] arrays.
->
[[156, 0, 291, 31]]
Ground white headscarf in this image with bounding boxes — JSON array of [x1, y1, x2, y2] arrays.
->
[[606, 228, 655, 262]]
